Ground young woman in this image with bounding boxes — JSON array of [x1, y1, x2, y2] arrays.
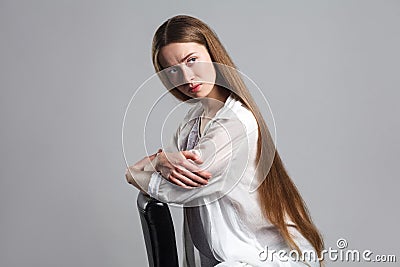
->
[[126, 15, 324, 266]]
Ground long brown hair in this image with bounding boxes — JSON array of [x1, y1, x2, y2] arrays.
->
[[151, 15, 324, 264]]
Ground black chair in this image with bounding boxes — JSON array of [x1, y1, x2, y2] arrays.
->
[[137, 191, 179, 267]]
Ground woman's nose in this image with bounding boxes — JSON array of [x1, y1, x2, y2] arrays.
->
[[180, 65, 195, 84]]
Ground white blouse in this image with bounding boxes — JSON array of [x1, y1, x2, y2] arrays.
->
[[146, 93, 320, 267]]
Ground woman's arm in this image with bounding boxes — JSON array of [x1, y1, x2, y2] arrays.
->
[[125, 151, 159, 194], [126, 109, 213, 192], [150, 150, 212, 187], [148, 116, 258, 206], [126, 149, 211, 192]]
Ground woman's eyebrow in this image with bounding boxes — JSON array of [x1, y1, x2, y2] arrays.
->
[[179, 52, 196, 63], [163, 52, 197, 68]]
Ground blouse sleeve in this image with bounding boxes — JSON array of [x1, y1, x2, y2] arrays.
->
[[147, 114, 258, 206]]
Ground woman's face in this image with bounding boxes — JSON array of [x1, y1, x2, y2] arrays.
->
[[159, 42, 218, 99]]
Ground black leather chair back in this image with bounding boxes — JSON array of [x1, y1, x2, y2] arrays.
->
[[137, 192, 179, 267]]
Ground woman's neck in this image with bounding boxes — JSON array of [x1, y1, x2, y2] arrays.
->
[[199, 86, 230, 116]]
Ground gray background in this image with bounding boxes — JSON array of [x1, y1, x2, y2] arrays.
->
[[1, 0, 399, 266]]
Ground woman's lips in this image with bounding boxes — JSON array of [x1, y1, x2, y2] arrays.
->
[[189, 83, 201, 93]]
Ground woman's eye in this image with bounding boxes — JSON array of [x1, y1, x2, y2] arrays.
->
[[168, 67, 178, 74], [187, 57, 197, 65]]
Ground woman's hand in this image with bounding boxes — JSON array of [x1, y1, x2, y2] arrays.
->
[[125, 150, 159, 187], [133, 149, 161, 171], [154, 150, 212, 188]]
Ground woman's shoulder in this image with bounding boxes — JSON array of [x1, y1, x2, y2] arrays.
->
[[220, 95, 258, 134], [181, 95, 259, 134]]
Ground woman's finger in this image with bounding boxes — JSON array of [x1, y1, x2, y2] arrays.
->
[[171, 169, 204, 187], [169, 174, 194, 189], [175, 166, 209, 185], [180, 160, 212, 179], [181, 150, 203, 164]]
